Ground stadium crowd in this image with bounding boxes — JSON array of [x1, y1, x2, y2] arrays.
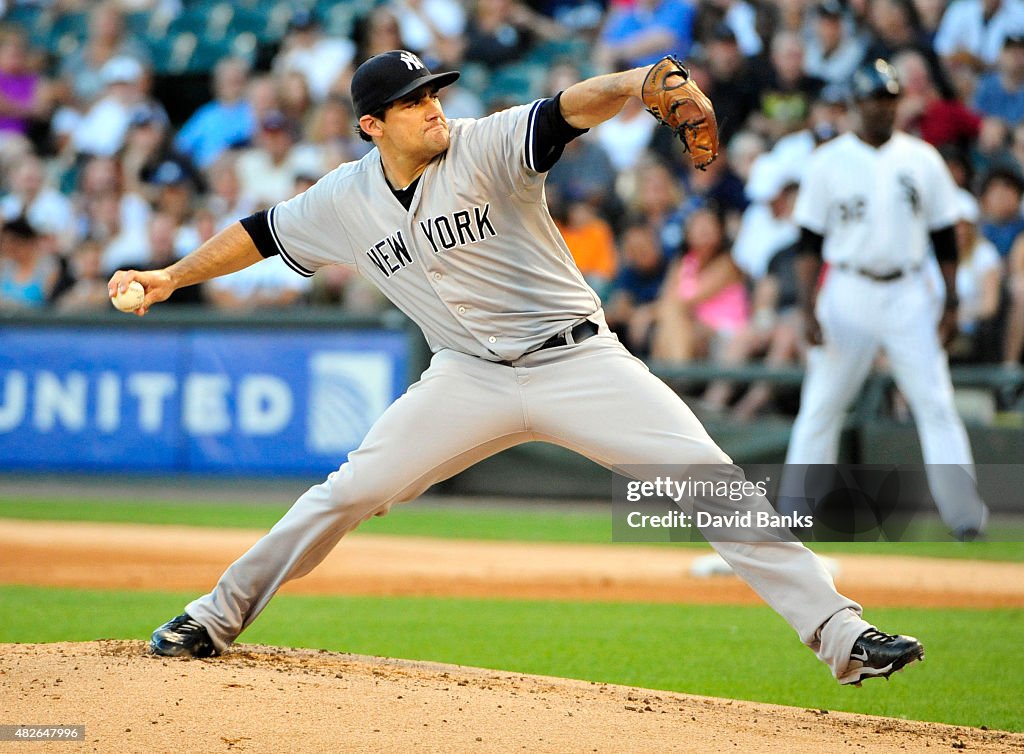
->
[[1, 0, 1022, 418]]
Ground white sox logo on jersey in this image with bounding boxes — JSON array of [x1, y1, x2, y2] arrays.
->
[[400, 52, 425, 70], [365, 203, 498, 278]]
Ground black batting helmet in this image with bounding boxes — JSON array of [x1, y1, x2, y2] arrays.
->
[[851, 59, 901, 100]]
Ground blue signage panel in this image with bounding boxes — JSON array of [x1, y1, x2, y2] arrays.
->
[[0, 327, 409, 474]]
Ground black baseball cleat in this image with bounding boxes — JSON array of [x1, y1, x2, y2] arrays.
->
[[839, 628, 924, 686], [952, 526, 982, 542], [150, 613, 218, 658]]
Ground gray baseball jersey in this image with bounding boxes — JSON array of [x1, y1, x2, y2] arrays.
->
[[266, 103, 602, 362]]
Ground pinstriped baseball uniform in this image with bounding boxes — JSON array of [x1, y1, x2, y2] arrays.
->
[[183, 97, 873, 680], [786, 132, 989, 533]]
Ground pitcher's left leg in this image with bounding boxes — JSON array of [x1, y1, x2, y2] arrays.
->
[[520, 334, 874, 679]]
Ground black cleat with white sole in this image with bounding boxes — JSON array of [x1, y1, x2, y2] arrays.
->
[[150, 613, 218, 658], [839, 628, 924, 686]]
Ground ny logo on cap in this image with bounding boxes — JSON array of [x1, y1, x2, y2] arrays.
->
[[399, 52, 425, 71]]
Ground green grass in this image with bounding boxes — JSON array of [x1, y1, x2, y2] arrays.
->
[[2, 496, 1022, 562], [0, 585, 1020, 732]]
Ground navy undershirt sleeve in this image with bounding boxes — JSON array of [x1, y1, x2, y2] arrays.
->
[[529, 92, 589, 173], [240, 210, 278, 259]]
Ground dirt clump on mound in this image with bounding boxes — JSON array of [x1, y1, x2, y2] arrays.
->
[[1, 641, 1021, 754]]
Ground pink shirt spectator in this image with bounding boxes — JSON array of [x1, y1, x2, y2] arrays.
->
[[676, 252, 750, 332]]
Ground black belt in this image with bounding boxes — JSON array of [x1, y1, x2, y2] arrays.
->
[[536, 320, 599, 351], [836, 263, 921, 282], [497, 320, 599, 365]]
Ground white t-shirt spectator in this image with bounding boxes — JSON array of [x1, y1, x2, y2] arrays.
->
[[0, 188, 74, 242], [274, 38, 356, 102], [236, 149, 305, 207], [392, 0, 467, 52], [207, 255, 312, 304], [934, 0, 1024, 65], [957, 238, 1002, 331]]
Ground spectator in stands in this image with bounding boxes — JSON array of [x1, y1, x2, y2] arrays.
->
[[116, 210, 203, 304], [733, 158, 802, 279], [934, 0, 1024, 68], [174, 57, 255, 171], [541, 61, 618, 222], [622, 160, 694, 259], [605, 218, 669, 357], [595, 0, 696, 71], [1011, 120, 1024, 171], [206, 254, 310, 310], [244, 75, 281, 131], [0, 27, 53, 141], [803, 0, 866, 86], [71, 56, 154, 158], [389, 0, 467, 68], [913, 0, 946, 39], [947, 189, 1004, 363], [236, 111, 302, 208], [593, 94, 657, 172], [276, 69, 315, 129], [72, 154, 149, 258], [863, 0, 949, 94], [893, 50, 982, 150], [121, 104, 197, 200], [979, 165, 1024, 258], [356, 6, 414, 65], [725, 129, 768, 185], [462, 0, 563, 69], [1003, 231, 1024, 366], [973, 35, 1024, 133], [546, 133, 621, 227], [553, 193, 618, 300], [681, 147, 748, 232], [651, 208, 749, 364], [94, 190, 148, 273], [144, 159, 199, 255], [274, 9, 355, 102], [0, 153, 74, 252], [0, 214, 57, 308], [749, 31, 824, 141], [59, 0, 150, 107], [205, 154, 254, 230], [702, 24, 762, 146], [702, 185, 804, 420], [703, 0, 763, 57], [54, 238, 110, 312], [293, 95, 371, 177]]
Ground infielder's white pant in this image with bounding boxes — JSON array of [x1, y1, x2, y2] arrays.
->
[[786, 269, 989, 533], [187, 327, 869, 678]]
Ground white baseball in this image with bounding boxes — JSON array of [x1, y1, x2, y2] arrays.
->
[[111, 280, 146, 312]]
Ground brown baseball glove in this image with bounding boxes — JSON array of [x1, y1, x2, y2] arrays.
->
[[641, 56, 719, 170]]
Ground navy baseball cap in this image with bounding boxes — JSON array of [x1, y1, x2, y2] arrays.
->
[[351, 50, 459, 118], [851, 59, 900, 100]]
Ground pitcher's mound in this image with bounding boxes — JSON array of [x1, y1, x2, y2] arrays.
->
[[1, 641, 1019, 753]]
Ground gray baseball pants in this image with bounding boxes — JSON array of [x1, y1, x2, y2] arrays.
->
[[187, 327, 869, 679]]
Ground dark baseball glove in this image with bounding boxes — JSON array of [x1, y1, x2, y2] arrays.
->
[[641, 56, 719, 170]]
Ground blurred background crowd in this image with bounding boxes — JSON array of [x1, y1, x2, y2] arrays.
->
[[0, 0, 1022, 419]]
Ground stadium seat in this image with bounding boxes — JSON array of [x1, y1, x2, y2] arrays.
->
[[150, 31, 198, 74], [485, 62, 547, 103]]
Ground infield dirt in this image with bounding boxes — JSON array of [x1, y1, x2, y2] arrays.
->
[[2, 641, 1023, 754]]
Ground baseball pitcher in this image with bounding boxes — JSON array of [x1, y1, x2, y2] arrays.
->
[[110, 50, 923, 686]]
